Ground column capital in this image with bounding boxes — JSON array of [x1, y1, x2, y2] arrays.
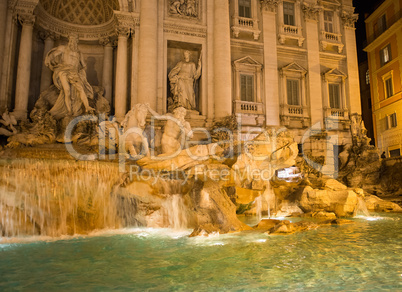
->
[[115, 26, 130, 38], [18, 13, 35, 27], [341, 11, 358, 29], [99, 37, 114, 46], [38, 31, 60, 41], [260, 0, 279, 13], [302, 3, 321, 22]]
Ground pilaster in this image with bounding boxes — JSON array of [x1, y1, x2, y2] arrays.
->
[[261, 0, 280, 126], [100, 37, 114, 104], [39, 31, 59, 92]]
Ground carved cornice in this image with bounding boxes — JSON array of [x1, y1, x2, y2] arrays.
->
[[14, 0, 39, 15], [7, 0, 18, 11], [341, 11, 358, 29], [35, 3, 116, 41], [260, 0, 279, 13], [302, 3, 321, 22]]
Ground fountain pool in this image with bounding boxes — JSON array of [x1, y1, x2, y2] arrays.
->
[[1, 214, 401, 291]]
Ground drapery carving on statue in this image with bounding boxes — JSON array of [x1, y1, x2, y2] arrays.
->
[[169, 0, 198, 18], [168, 50, 201, 111], [121, 103, 150, 158], [44, 35, 94, 120]]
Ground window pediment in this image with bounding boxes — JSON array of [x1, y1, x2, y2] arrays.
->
[[323, 68, 346, 81], [233, 56, 262, 69], [281, 62, 307, 75]]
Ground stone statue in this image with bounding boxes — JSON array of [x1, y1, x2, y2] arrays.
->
[[0, 109, 17, 136], [121, 103, 150, 157], [147, 106, 193, 155], [168, 50, 201, 110], [45, 35, 94, 119]]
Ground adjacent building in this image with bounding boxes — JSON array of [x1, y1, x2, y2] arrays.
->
[[364, 0, 402, 157]]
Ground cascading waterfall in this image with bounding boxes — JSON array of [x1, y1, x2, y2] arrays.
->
[[0, 159, 121, 237], [255, 196, 263, 221], [355, 196, 370, 217], [158, 178, 189, 230]]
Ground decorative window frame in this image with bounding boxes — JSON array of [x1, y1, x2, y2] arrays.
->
[[231, 0, 261, 40], [382, 70, 394, 99], [323, 68, 348, 119], [279, 62, 310, 127], [319, 1, 343, 53], [380, 44, 392, 66], [233, 56, 262, 103], [232, 56, 264, 119], [278, 0, 304, 47]]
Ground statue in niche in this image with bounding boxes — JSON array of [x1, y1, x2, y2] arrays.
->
[[45, 34, 94, 119], [168, 50, 201, 111], [147, 105, 193, 155], [169, 0, 198, 17]]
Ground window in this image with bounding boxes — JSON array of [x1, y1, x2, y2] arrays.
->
[[329, 83, 340, 108], [380, 44, 391, 66], [378, 14, 387, 34], [389, 148, 400, 157], [283, 2, 295, 26], [287, 79, 299, 105], [366, 70, 370, 85], [385, 77, 393, 98], [240, 74, 254, 101], [324, 11, 334, 33], [238, 0, 251, 18], [385, 113, 397, 129]]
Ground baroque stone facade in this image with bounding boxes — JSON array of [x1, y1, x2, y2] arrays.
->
[[0, 0, 361, 157]]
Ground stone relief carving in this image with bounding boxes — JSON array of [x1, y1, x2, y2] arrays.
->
[[260, 0, 279, 13], [168, 50, 201, 111], [0, 109, 17, 137], [168, 0, 199, 18]]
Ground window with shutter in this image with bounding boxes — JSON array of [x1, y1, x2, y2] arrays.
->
[[283, 2, 295, 26], [385, 77, 393, 98], [286, 79, 299, 105], [324, 11, 334, 33], [329, 84, 340, 108], [239, 0, 251, 18], [240, 74, 254, 101], [380, 44, 391, 66]]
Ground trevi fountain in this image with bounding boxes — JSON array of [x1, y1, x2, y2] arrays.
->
[[0, 0, 401, 290]]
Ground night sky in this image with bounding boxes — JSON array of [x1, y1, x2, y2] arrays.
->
[[354, 0, 385, 62]]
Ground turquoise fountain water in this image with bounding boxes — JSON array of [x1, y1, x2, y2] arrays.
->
[[1, 214, 401, 291]]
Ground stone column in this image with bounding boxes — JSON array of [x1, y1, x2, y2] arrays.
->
[[261, 1, 280, 126], [303, 4, 323, 126], [213, 0, 232, 119], [100, 37, 113, 104], [114, 27, 130, 121], [137, 0, 158, 110], [0, 0, 8, 87], [39, 32, 56, 92], [0, 2, 16, 111], [13, 14, 35, 120], [343, 12, 361, 114]]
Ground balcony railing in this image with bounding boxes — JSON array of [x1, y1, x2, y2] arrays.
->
[[322, 31, 341, 42], [233, 100, 264, 115], [278, 25, 304, 46], [324, 107, 349, 120], [231, 16, 260, 40], [365, 10, 402, 46]]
